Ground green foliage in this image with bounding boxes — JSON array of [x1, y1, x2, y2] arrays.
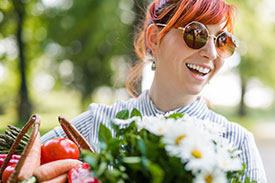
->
[[229, 0, 275, 86], [116, 110, 130, 119], [43, 0, 133, 106], [0, 0, 135, 121], [81, 109, 250, 183]]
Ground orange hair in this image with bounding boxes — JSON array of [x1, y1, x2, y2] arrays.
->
[[126, 0, 237, 97]]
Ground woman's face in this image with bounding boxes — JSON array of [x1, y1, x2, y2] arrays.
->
[[153, 22, 226, 95]]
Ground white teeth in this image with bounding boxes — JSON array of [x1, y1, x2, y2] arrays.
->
[[186, 63, 210, 74]]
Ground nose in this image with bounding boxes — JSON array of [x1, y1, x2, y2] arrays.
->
[[199, 37, 217, 60]]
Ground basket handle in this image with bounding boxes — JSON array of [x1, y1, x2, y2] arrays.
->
[[0, 114, 40, 182], [58, 116, 96, 153]]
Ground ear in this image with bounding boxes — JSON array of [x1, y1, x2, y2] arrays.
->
[[146, 24, 160, 54]]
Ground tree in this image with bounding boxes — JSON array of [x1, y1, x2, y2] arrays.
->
[[0, 0, 36, 124], [229, 0, 275, 116], [43, 0, 133, 108]]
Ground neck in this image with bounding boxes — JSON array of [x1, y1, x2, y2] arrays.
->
[[149, 79, 198, 113]]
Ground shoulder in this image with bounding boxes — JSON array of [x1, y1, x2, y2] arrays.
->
[[206, 109, 251, 148], [206, 110, 268, 182], [88, 97, 142, 119], [88, 90, 149, 119]]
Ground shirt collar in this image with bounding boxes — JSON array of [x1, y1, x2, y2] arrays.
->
[[139, 90, 209, 119]]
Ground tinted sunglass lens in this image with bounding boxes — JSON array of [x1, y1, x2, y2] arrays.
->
[[216, 32, 236, 58], [184, 22, 208, 49]]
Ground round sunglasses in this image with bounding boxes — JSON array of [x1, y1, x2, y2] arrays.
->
[[156, 21, 238, 58]]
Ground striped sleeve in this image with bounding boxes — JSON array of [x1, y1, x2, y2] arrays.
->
[[240, 131, 267, 183], [41, 110, 93, 144], [206, 110, 267, 182]]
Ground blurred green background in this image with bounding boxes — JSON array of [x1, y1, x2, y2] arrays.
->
[[1, 0, 274, 132], [0, 0, 275, 130], [0, 0, 275, 181]]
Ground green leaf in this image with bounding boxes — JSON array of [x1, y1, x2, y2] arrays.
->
[[130, 108, 142, 118], [81, 150, 98, 167], [85, 156, 97, 167], [166, 113, 184, 119], [142, 159, 164, 183], [138, 139, 146, 155], [97, 162, 108, 177], [115, 110, 129, 119], [98, 123, 112, 148], [122, 156, 142, 164]]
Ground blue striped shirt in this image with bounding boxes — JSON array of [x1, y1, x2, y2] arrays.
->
[[41, 90, 267, 182]]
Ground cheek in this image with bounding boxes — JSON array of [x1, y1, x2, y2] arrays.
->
[[215, 59, 225, 71], [209, 58, 224, 80], [158, 39, 195, 63]]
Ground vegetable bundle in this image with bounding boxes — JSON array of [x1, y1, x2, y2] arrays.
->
[[0, 115, 99, 183], [0, 125, 29, 155], [81, 109, 256, 183]]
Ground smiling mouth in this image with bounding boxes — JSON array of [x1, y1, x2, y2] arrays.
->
[[186, 63, 211, 76]]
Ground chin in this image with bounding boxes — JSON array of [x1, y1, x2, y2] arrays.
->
[[185, 88, 203, 96]]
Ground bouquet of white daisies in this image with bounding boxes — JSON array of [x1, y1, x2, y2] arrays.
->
[[81, 109, 254, 183]]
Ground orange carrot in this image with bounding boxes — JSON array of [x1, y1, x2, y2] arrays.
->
[[33, 159, 82, 182], [17, 132, 41, 181], [40, 173, 68, 183]]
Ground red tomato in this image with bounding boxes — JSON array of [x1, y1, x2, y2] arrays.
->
[[41, 137, 79, 164], [2, 164, 17, 183]]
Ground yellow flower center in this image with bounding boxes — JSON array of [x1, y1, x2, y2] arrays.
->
[[175, 135, 186, 145], [205, 175, 213, 183], [191, 149, 202, 159], [158, 127, 163, 133], [222, 161, 227, 168]]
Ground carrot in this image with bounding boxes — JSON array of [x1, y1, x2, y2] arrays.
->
[[40, 173, 67, 183], [17, 132, 41, 181], [33, 159, 82, 182]]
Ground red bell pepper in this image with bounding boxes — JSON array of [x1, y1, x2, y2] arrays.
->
[[73, 175, 100, 183], [68, 163, 97, 183], [0, 154, 21, 169], [0, 154, 21, 160]]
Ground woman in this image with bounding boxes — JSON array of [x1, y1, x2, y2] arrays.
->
[[41, 0, 267, 182]]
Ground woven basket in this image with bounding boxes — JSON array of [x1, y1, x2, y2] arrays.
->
[[0, 115, 95, 183], [58, 116, 96, 153], [0, 114, 40, 183]]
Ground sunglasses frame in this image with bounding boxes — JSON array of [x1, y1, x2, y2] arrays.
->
[[155, 21, 237, 58]]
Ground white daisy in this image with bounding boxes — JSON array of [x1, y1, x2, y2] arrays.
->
[[193, 169, 227, 183], [183, 134, 216, 173], [183, 115, 225, 139], [161, 120, 195, 156], [138, 115, 174, 136], [216, 139, 242, 171]]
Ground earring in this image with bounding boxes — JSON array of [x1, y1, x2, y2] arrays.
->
[[151, 61, 156, 71]]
